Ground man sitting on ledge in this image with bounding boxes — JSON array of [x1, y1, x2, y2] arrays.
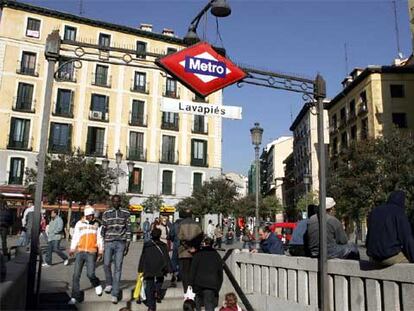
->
[[366, 190, 414, 266], [251, 226, 284, 255], [306, 197, 359, 260]]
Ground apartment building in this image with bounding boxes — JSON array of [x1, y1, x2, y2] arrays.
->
[[0, 1, 222, 207], [326, 66, 414, 162]]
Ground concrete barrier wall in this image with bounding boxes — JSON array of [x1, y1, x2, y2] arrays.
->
[[228, 250, 414, 311]]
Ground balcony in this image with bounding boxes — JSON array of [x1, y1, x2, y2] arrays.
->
[[129, 112, 147, 127], [7, 137, 32, 151], [161, 182, 176, 196], [127, 147, 147, 162], [161, 119, 179, 131], [89, 110, 109, 122], [348, 111, 357, 123], [358, 103, 368, 116], [193, 95, 209, 103], [128, 181, 143, 194], [85, 142, 106, 157], [55, 69, 77, 83], [192, 125, 208, 135], [12, 97, 36, 113], [130, 81, 149, 94], [338, 119, 347, 130], [8, 175, 24, 185], [163, 87, 180, 99], [16, 62, 39, 77], [91, 73, 112, 88], [191, 156, 208, 167], [329, 126, 338, 136], [160, 151, 179, 165], [53, 102, 74, 118], [49, 143, 71, 154]]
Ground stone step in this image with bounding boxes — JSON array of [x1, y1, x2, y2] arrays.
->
[[78, 297, 184, 311]]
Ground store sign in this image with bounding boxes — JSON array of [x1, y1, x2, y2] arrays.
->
[[161, 98, 242, 120], [156, 41, 247, 97]]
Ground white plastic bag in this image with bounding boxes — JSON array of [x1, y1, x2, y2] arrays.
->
[[140, 279, 146, 301], [184, 286, 195, 301]]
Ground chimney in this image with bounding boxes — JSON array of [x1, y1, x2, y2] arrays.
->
[[162, 28, 174, 37], [140, 23, 153, 32], [341, 76, 353, 88]]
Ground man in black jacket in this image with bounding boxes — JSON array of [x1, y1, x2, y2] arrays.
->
[[366, 191, 414, 265], [190, 237, 223, 311], [138, 228, 172, 311]]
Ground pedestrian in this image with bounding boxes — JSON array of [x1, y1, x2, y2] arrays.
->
[[168, 215, 183, 287], [42, 209, 69, 267], [214, 225, 223, 249], [138, 228, 172, 311], [21, 202, 35, 247], [0, 196, 12, 257], [288, 204, 317, 257], [206, 220, 215, 239], [251, 226, 284, 255], [190, 237, 223, 311], [151, 217, 160, 231], [143, 218, 151, 241], [241, 227, 253, 250], [366, 190, 414, 265], [101, 195, 131, 304], [219, 292, 243, 311], [178, 208, 203, 293], [225, 229, 234, 245], [156, 216, 169, 246], [39, 209, 48, 244], [306, 197, 359, 260], [67, 206, 103, 305]]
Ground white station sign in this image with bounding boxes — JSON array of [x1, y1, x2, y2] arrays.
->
[[160, 98, 242, 120]]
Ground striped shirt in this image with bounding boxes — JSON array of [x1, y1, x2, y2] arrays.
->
[[101, 208, 131, 242]]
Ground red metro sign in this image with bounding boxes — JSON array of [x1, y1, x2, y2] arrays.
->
[[156, 42, 247, 97]]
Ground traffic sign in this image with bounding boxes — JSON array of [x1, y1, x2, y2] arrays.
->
[[156, 41, 247, 97]]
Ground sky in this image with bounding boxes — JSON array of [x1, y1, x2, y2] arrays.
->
[[20, 0, 413, 175]]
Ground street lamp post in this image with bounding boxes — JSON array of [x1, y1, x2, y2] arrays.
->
[[115, 150, 123, 194], [250, 122, 263, 249], [303, 173, 311, 218]]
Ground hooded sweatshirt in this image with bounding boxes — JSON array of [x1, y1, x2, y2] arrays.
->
[[366, 191, 414, 262]]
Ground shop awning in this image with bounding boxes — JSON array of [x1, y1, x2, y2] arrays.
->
[[160, 205, 176, 213], [129, 204, 143, 212], [1, 193, 27, 198]]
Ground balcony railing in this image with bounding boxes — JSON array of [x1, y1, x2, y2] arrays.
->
[[8, 175, 24, 185], [127, 147, 147, 162], [348, 111, 356, 122], [161, 115, 179, 131], [160, 151, 179, 165], [192, 125, 208, 135], [358, 103, 368, 116], [7, 136, 32, 151], [191, 156, 208, 167], [53, 101, 74, 118], [329, 126, 338, 135], [12, 97, 36, 113], [49, 143, 71, 154], [130, 81, 150, 94], [338, 119, 347, 129], [55, 69, 77, 83], [16, 61, 39, 77], [85, 142, 106, 157], [129, 112, 147, 127], [89, 110, 109, 122], [128, 181, 143, 194], [161, 182, 176, 196], [91, 73, 112, 88], [163, 87, 180, 99]]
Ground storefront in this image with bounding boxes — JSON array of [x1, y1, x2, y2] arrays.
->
[[160, 205, 177, 224], [129, 204, 143, 241]]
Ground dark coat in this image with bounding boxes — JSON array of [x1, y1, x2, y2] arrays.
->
[[0, 209, 12, 228], [190, 246, 223, 293], [260, 232, 284, 255], [138, 239, 172, 278], [366, 191, 414, 262]]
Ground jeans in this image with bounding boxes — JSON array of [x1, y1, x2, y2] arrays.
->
[[179, 258, 192, 293], [215, 238, 222, 249], [104, 240, 126, 298], [45, 239, 68, 265], [195, 289, 219, 311], [328, 243, 360, 260], [144, 276, 164, 310], [72, 252, 101, 301], [0, 227, 8, 255]]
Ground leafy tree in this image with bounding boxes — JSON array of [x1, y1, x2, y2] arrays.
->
[[232, 194, 281, 220], [25, 151, 115, 233], [176, 197, 199, 216], [119, 193, 131, 210], [262, 195, 283, 220], [142, 195, 164, 213], [295, 191, 319, 217]]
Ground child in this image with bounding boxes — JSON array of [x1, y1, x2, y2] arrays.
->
[[219, 293, 243, 311]]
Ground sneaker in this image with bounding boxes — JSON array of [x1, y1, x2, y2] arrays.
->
[[67, 298, 77, 305], [111, 296, 118, 304], [104, 285, 112, 294], [95, 285, 103, 296], [64, 259, 69, 266], [42, 263, 50, 267]]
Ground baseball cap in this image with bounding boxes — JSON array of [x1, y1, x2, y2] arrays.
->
[[84, 205, 95, 216]]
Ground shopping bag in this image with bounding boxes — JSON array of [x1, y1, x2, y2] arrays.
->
[[140, 279, 146, 301], [184, 286, 195, 301], [133, 272, 144, 300]]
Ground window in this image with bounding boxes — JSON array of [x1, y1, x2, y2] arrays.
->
[[90, 94, 108, 121], [132, 72, 147, 92], [64, 25, 77, 41], [191, 139, 207, 167], [350, 125, 357, 140], [9, 158, 25, 185], [194, 93, 207, 102], [136, 41, 147, 59], [26, 18, 40, 38], [19, 52, 37, 76], [361, 118, 368, 140], [49, 122, 72, 153], [98, 33, 111, 48], [167, 47, 177, 55], [162, 170, 173, 195], [340, 107, 346, 122], [8, 118, 30, 150], [349, 100, 356, 118], [129, 168, 142, 193], [86, 127, 105, 156], [341, 132, 348, 150], [128, 131, 145, 161], [332, 114, 337, 129], [56, 58, 75, 81], [193, 172, 203, 191], [162, 112, 179, 130], [161, 135, 176, 163], [193, 115, 206, 134], [94, 65, 109, 87], [165, 78, 178, 98], [331, 137, 338, 156], [392, 113, 407, 128], [390, 85, 405, 98], [130, 100, 145, 126], [55, 89, 74, 117], [15, 82, 34, 112]]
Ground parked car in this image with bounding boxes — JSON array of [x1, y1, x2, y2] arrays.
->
[[269, 222, 297, 244]]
